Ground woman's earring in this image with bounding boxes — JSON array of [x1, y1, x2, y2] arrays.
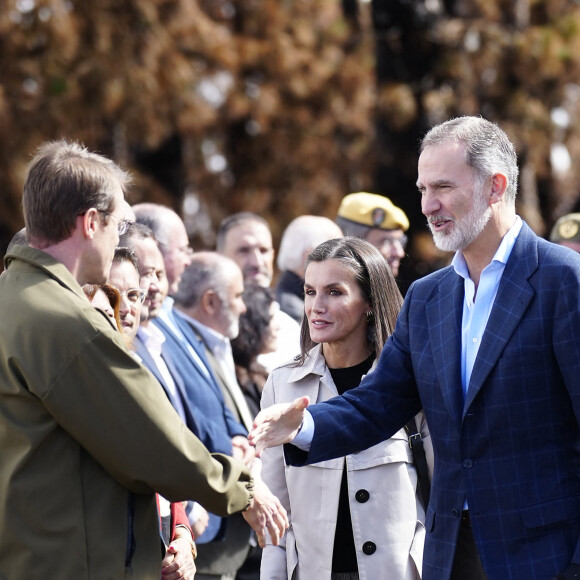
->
[[366, 310, 373, 319]]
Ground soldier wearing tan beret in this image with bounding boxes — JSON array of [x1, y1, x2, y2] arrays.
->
[[335, 192, 410, 276]]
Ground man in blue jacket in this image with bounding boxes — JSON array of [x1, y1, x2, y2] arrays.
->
[[249, 116, 580, 580], [122, 225, 255, 580]]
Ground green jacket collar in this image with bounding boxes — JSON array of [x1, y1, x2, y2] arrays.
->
[[5, 245, 87, 302]]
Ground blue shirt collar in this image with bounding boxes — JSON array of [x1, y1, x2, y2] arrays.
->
[[452, 216, 523, 281]]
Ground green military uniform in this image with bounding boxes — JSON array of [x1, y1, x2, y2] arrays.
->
[[0, 246, 253, 579]]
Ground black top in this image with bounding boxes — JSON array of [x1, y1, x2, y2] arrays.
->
[[329, 355, 374, 573]]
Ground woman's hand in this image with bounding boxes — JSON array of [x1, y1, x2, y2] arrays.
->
[[248, 396, 310, 457], [161, 528, 196, 580]]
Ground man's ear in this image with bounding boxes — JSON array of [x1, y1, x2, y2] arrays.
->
[[79, 208, 100, 239], [489, 173, 508, 205], [200, 289, 218, 315]]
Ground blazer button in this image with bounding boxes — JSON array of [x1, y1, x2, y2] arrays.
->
[[362, 541, 376, 555], [355, 489, 370, 503], [452, 509, 459, 518], [463, 459, 473, 469]]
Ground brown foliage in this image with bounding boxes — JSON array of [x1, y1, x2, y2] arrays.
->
[[4, 0, 580, 270], [415, 4, 580, 235], [0, 0, 376, 251]]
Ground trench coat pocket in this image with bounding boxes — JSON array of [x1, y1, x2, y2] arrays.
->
[[409, 518, 426, 578], [286, 529, 299, 580]]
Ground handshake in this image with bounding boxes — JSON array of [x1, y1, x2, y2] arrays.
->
[[240, 396, 310, 547], [240, 457, 288, 547]]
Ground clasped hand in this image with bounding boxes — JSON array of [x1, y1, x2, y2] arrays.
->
[[241, 458, 289, 547], [242, 396, 310, 547]]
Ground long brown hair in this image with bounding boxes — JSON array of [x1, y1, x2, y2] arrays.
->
[[297, 236, 403, 365], [83, 283, 122, 332]]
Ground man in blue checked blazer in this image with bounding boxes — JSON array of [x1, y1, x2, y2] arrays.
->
[[249, 117, 580, 580]]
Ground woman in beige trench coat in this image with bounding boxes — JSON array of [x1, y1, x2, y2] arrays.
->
[[260, 237, 433, 580]]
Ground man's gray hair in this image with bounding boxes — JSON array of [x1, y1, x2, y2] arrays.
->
[[277, 216, 343, 272], [173, 252, 234, 308], [6, 228, 28, 254], [421, 116, 519, 205], [132, 203, 182, 254]]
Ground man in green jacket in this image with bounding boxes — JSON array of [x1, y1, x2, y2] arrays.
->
[[0, 140, 287, 579]]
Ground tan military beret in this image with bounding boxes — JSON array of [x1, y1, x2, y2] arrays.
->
[[550, 213, 580, 244], [337, 192, 409, 231]]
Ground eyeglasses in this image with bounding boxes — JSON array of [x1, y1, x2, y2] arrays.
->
[[379, 234, 408, 250], [79, 209, 133, 236], [179, 245, 194, 257], [160, 242, 194, 258], [102, 212, 133, 236], [117, 288, 147, 304]]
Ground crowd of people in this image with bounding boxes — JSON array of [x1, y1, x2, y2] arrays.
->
[[2, 115, 580, 580]]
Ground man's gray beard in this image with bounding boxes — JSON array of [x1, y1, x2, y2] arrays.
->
[[430, 193, 492, 253], [227, 318, 240, 340]]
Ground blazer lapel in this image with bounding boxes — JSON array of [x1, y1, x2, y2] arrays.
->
[[426, 268, 465, 429], [463, 224, 538, 414], [155, 315, 220, 393], [171, 313, 216, 371], [159, 345, 201, 436], [135, 333, 200, 437]]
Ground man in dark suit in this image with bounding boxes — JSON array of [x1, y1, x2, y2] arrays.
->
[[249, 116, 580, 580]]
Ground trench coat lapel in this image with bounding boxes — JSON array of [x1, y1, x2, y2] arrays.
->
[[287, 345, 330, 404]]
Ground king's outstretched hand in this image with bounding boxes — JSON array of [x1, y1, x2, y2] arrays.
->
[[248, 396, 310, 457]]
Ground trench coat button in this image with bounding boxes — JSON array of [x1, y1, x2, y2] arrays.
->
[[452, 509, 459, 518], [463, 458, 474, 469], [355, 489, 370, 503], [362, 541, 376, 555]]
